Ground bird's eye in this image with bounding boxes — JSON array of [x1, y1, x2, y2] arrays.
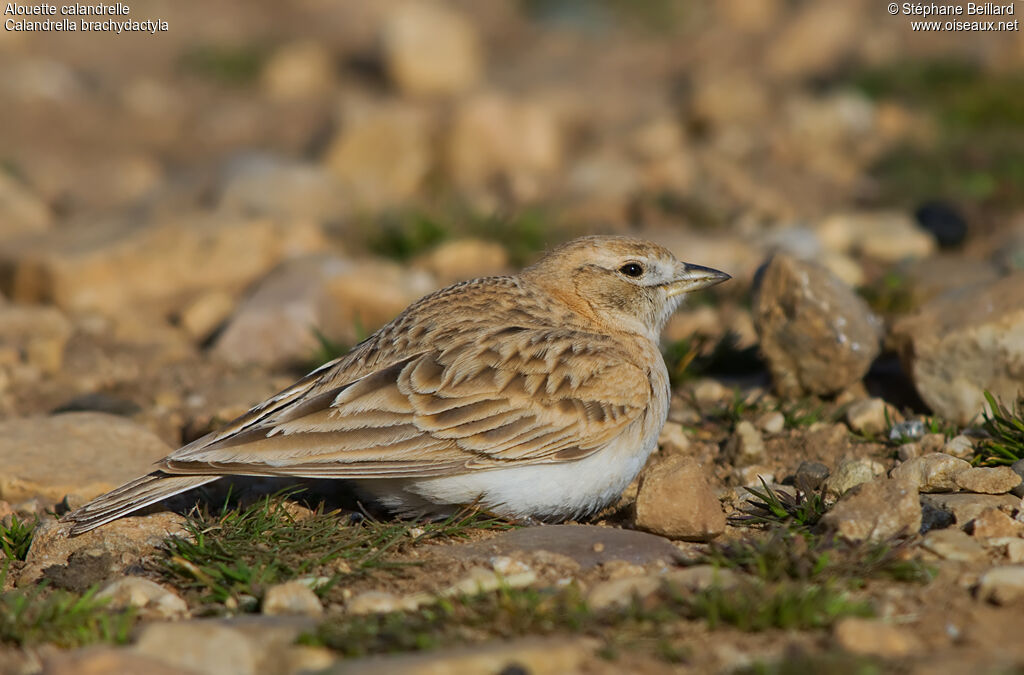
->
[[619, 262, 644, 277]]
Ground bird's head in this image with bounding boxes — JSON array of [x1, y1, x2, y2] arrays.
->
[[521, 235, 731, 341]]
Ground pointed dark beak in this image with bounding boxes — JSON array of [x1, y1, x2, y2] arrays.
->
[[666, 263, 731, 297]]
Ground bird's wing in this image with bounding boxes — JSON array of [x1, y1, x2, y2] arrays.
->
[[160, 326, 652, 479]]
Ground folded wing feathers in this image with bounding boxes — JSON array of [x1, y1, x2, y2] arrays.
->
[[156, 329, 647, 478]]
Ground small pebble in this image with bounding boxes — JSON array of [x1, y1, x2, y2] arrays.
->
[[756, 410, 785, 435], [1011, 459, 1024, 498], [262, 581, 323, 617], [794, 461, 830, 491], [955, 466, 1023, 495]]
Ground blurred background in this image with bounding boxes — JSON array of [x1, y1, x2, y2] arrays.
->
[[1, 0, 1022, 433]]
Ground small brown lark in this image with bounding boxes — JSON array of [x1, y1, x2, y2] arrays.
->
[[64, 235, 729, 534]]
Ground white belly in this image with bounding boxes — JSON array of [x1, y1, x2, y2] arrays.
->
[[357, 415, 662, 521]]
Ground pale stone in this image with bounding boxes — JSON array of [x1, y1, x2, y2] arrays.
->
[[414, 238, 508, 286], [845, 398, 889, 436], [890, 453, 970, 493], [824, 458, 885, 500], [956, 467, 1023, 495], [834, 617, 921, 658], [891, 272, 1024, 425], [724, 420, 765, 467], [635, 455, 725, 541], [0, 413, 173, 503], [261, 40, 335, 100], [0, 215, 325, 315], [446, 92, 563, 201], [380, 1, 482, 97], [97, 576, 189, 619], [753, 254, 882, 397], [821, 477, 922, 542], [977, 565, 1024, 605], [922, 529, 987, 563], [262, 581, 324, 617], [324, 101, 432, 209]]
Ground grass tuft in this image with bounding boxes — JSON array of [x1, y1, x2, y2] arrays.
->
[[684, 580, 871, 632], [304, 578, 871, 661], [0, 515, 36, 562], [733, 478, 829, 530], [702, 526, 934, 587], [973, 391, 1024, 466], [0, 568, 135, 648], [158, 490, 512, 612]]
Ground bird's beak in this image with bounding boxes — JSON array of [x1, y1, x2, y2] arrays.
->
[[665, 263, 731, 297]]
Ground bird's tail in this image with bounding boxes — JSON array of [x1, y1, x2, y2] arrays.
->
[[62, 472, 220, 535]]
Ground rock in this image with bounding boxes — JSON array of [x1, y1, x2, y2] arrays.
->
[[724, 420, 765, 467], [891, 272, 1024, 425], [323, 637, 592, 675], [178, 290, 236, 342], [586, 575, 661, 611], [446, 92, 563, 201], [970, 507, 1022, 539], [133, 617, 316, 675], [823, 458, 885, 500], [262, 581, 323, 617], [844, 398, 890, 436], [346, 591, 417, 615], [752, 254, 882, 397], [897, 443, 920, 461], [0, 215, 325, 315], [218, 154, 344, 223], [915, 201, 968, 249], [902, 255, 1001, 308], [324, 101, 432, 210], [817, 211, 936, 262], [833, 617, 921, 658], [634, 455, 726, 541], [41, 647, 191, 675], [664, 565, 739, 591], [756, 410, 786, 435], [0, 412, 173, 503], [921, 493, 1021, 528], [955, 467, 1022, 495], [0, 303, 71, 376], [1012, 459, 1024, 498], [212, 254, 434, 368], [943, 434, 974, 460], [20, 512, 188, 586], [922, 529, 987, 563], [976, 565, 1024, 605], [450, 524, 683, 570], [133, 622, 252, 675], [439, 566, 536, 598], [820, 477, 922, 542], [765, 3, 861, 78], [794, 461, 830, 491], [0, 170, 52, 240], [261, 40, 336, 100], [97, 576, 189, 619], [890, 453, 970, 493], [380, 1, 482, 97], [657, 421, 691, 454], [413, 238, 508, 286]]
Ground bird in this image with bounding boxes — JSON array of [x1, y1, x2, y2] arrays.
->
[[62, 235, 730, 534]]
